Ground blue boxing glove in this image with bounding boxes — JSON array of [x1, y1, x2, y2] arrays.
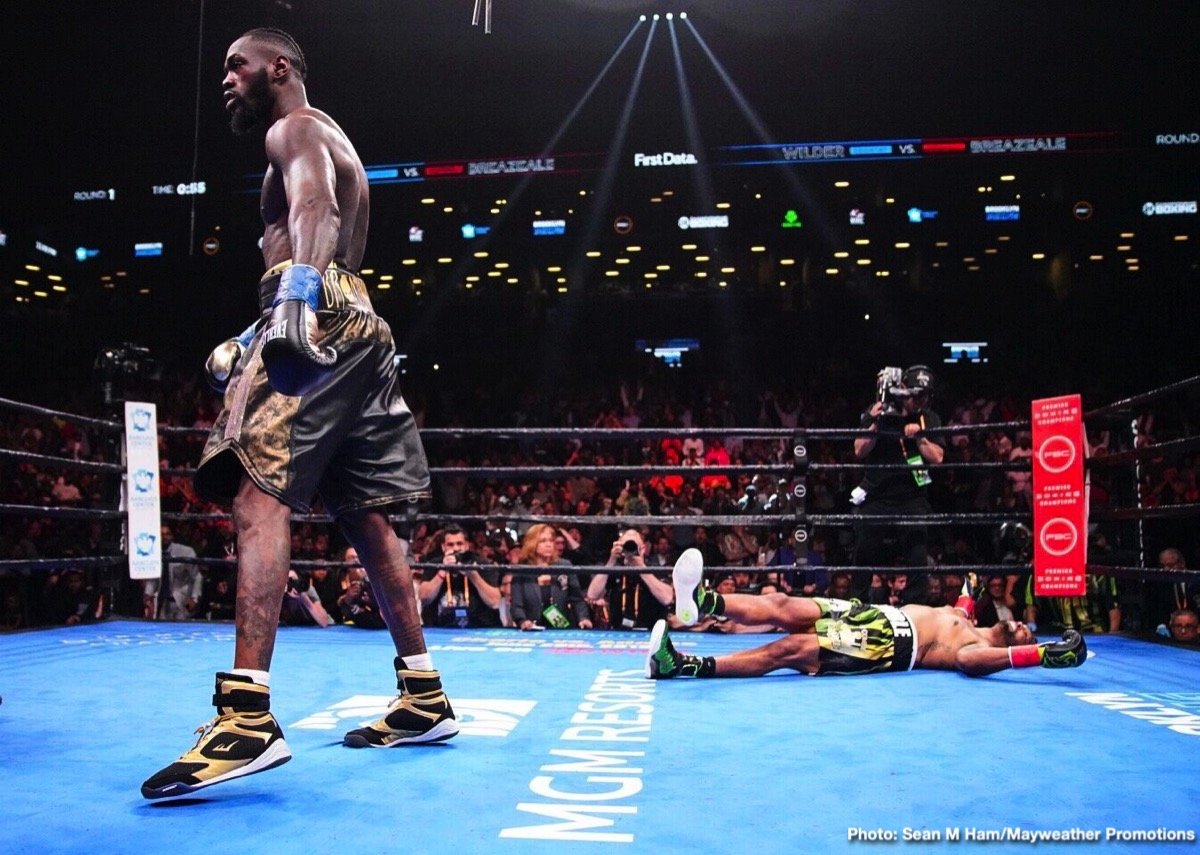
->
[[260, 264, 337, 396], [204, 320, 259, 394]]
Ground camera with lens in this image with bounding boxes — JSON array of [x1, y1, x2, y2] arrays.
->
[[93, 343, 162, 408], [875, 366, 909, 418], [621, 539, 640, 555]]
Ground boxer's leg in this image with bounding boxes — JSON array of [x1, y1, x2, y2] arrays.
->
[[338, 508, 458, 748], [646, 620, 819, 679], [142, 477, 294, 799]]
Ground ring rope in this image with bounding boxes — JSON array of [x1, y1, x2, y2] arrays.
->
[[0, 447, 127, 475], [154, 460, 1031, 480], [0, 396, 122, 431], [0, 503, 125, 520], [415, 422, 1033, 441], [1089, 503, 1200, 522], [1083, 435, 1200, 468], [0, 556, 125, 571], [1084, 372, 1200, 420]]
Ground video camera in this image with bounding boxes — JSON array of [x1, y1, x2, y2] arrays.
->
[[875, 365, 934, 417], [875, 366, 910, 417], [93, 343, 162, 408]]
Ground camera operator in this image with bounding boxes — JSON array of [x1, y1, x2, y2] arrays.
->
[[851, 365, 945, 600], [419, 524, 503, 628], [585, 528, 675, 629]]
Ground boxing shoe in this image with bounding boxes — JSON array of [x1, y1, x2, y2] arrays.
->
[[645, 619, 684, 679], [672, 548, 714, 626], [141, 673, 291, 799], [343, 664, 459, 748]]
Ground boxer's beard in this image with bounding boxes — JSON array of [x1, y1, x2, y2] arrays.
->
[[230, 68, 272, 136]]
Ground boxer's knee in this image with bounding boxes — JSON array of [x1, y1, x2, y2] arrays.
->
[[232, 477, 290, 535]]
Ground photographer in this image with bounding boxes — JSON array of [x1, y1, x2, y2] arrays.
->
[[585, 528, 675, 629], [279, 569, 334, 627], [420, 525, 503, 628], [337, 566, 386, 629], [851, 365, 945, 600]]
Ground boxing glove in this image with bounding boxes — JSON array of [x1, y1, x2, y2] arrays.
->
[[260, 263, 337, 396], [1008, 630, 1087, 668], [204, 321, 259, 394]]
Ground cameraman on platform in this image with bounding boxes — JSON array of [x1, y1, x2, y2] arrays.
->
[[851, 365, 944, 602]]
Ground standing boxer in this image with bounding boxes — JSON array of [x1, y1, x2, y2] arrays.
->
[[142, 28, 456, 800]]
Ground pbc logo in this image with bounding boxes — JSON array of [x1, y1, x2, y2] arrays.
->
[[291, 696, 536, 737], [132, 469, 155, 493], [1039, 518, 1078, 557], [1037, 436, 1076, 474], [135, 532, 158, 556], [130, 408, 153, 432]]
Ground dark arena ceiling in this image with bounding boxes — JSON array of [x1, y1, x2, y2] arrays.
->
[[2, 1, 1198, 400]]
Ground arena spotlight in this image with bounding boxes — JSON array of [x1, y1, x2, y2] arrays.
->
[[404, 20, 642, 355], [684, 15, 837, 245], [541, 17, 659, 388], [668, 12, 715, 212], [653, 14, 660, 20], [666, 12, 673, 19], [640, 14, 647, 21]]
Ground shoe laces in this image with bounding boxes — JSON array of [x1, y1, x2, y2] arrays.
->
[[189, 716, 219, 750], [190, 711, 241, 750]]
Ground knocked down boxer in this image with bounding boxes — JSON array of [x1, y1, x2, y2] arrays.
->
[[647, 549, 1088, 679]]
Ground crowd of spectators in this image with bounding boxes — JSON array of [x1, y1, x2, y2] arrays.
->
[[1, 361, 1197, 645]]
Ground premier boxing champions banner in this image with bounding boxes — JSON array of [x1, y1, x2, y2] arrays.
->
[[123, 402, 162, 581], [1031, 395, 1088, 597]]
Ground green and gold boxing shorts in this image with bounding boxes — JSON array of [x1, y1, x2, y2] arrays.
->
[[812, 601, 918, 676]]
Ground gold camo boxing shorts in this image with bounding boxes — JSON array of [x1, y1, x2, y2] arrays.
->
[[194, 261, 431, 516]]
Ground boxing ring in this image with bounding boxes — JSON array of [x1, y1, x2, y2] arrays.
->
[[2, 376, 1200, 853], [1, 622, 1198, 853]]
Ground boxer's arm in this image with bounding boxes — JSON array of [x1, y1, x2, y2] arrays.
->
[[266, 115, 339, 270], [954, 641, 1015, 676], [260, 117, 339, 396], [957, 631, 1087, 676]]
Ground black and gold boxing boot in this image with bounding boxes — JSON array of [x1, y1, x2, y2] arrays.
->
[[343, 659, 459, 748], [141, 673, 291, 799]]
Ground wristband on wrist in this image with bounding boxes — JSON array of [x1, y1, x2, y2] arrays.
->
[[1008, 644, 1043, 668]]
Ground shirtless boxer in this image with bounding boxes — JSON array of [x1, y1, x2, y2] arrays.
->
[[646, 549, 1087, 679], [143, 28, 455, 800]]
